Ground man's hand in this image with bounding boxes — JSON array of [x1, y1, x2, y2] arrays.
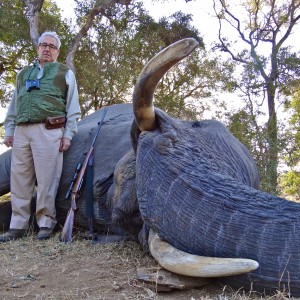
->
[[60, 137, 71, 152], [3, 136, 14, 147]]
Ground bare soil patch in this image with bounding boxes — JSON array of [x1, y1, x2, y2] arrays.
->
[[0, 231, 293, 300]]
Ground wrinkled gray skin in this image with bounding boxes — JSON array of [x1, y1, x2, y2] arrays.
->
[[1, 39, 300, 297]]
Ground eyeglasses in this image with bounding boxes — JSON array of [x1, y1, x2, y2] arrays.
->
[[39, 43, 58, 50]]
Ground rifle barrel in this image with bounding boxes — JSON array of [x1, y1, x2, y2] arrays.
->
[[65, 162, 82, 200], [91, 107, 108, 147]]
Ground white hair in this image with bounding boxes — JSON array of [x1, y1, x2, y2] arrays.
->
[[38, 31, 61, 49]]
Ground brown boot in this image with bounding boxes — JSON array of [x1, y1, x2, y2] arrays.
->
[[0, 229, 27, 242]]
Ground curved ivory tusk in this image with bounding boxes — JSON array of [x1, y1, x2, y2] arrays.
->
[[133, 38, 199, 132], [148, 229, 259, 278]]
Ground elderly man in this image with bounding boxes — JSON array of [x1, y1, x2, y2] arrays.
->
[[0, 31, 81, 242]]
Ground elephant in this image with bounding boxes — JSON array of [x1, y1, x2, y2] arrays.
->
[[1, 38, 300, 297]]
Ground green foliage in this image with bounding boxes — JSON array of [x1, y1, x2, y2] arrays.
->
[[75, 28, 139, 115], [213, 0, 300, 195], [0, 1, 28, 46], [152, 11, 204, 47], [0, 0, 32, 99], [155, 54, 236, 120], [0, 0, 232, 121], [73, 1, 147, 115], [279, 171, 300, 200], [0, 0, 71, 107], [72, 1, 226, 118], [0, 125, 5, 139], [224, 101, 294, 194], [226, 110, 256, 151], [281, 82, 300, 177]]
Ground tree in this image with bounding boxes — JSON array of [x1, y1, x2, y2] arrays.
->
[[70, 3, 224, 118], [0, 0, 230, 123], [0, 0, 70, 109], [284, 85, 300, 168], [0, 0, 134, 117], [277, 82, 300, 199], [279, 171, 300, 200], [225, 107, 272, 190], [73, 2, 144, 115], [213, 0, 300, 194], [0, 1, 210, 115]]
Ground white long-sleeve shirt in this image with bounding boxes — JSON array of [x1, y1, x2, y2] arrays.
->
[[4, 65, 81, 140]]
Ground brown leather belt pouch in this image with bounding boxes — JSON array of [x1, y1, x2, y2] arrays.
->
[[45, 116, 66, 130]]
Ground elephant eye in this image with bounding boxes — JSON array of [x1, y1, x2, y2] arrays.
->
[[192, 122, 202, 128]]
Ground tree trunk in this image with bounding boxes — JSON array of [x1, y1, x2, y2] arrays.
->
[[22, 0, 44, 45], [65, 0, 132, 72], [266, 83, 278, 195]]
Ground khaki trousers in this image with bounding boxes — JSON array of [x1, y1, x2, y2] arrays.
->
[[10, 123, 63, 229]]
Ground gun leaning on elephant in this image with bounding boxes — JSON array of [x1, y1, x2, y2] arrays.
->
[[60, 108, 108, 242]]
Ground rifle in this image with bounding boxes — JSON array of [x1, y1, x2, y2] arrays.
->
[[59, 107, 108, 242]]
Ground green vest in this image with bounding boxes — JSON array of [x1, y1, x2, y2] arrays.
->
[[16, 62, 69, 124]]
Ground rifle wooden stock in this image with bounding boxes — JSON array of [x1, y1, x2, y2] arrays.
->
[[59, 194, 77, 242]]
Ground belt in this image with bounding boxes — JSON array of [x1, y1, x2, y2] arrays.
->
[[17, 121, 45, 126]]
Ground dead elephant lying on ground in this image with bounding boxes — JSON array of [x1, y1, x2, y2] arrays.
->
[[0, 38, 299, 297]]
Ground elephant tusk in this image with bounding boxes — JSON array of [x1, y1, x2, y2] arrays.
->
[[133, 38, 199, 132], [148, 229, 259, 278]]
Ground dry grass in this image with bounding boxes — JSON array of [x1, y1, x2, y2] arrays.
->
[[0, 193, 10, 202], [0, 194, 298, 299], [0, 231, 297, 300], [0, 232, 154, 299]]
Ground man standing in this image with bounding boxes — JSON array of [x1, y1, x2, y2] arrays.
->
[[0, 31, 81, 241]]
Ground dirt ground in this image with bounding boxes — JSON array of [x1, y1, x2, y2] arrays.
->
[[0, 230, 292, 300]]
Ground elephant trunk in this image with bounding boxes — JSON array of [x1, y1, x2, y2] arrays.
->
[[132, 38, 199, 132]]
